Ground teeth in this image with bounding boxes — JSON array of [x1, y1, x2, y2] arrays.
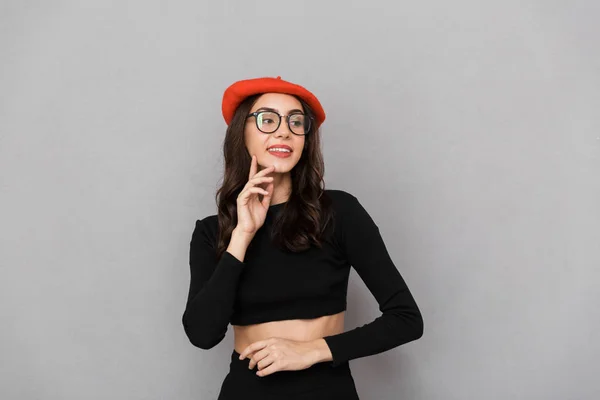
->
[[268, 148, 291, 153]]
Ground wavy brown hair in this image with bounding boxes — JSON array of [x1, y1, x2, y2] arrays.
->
[[214, 93, 335, 260]]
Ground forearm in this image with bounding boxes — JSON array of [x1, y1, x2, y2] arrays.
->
[[226, 228, 254, 262], [182, 230, 253, 349], [322, 290, 424, 367]]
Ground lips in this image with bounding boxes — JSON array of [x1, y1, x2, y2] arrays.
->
[[267, 144, 292, 151], [267, 144, 292, 158]]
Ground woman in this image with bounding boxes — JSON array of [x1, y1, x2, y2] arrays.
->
[[182, 76, 424, 399]]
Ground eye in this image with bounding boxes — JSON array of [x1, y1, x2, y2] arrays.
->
[[258, 112, 278, 126], [289, 114, 305, 127]]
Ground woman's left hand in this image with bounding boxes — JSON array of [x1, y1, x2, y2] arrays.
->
[[238, 337, 319, 377]]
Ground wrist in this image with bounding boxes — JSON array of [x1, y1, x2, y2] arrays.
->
[[310, 338, 333, 364], [232, 226, 253, 240], [226, 228, 254, 262], [231, 228, 254, 245]]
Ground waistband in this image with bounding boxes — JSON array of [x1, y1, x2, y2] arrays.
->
[[227, 348, 352, 395]]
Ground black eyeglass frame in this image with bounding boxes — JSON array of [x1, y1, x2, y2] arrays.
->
[[246, 111, 313, 136]]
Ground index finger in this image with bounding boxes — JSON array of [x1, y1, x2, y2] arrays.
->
[[238, 341, 268, 360], [252, 163, 275, 180], [248, 154, 257, 181]]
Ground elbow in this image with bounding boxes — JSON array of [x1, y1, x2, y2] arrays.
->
[[395, 307, 424, 343], [185, 329, 224, 350], [408, 306, 424, 341], [188, 335, 223, 350], [403, 297, 424, 341], [413, 311, 424, 340], [182, 313, 225, 350]]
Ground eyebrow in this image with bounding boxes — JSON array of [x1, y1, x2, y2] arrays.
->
[[255, 107, 304, 114]]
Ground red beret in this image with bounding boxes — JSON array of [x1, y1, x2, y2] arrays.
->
[[221, 76, 326, 128]]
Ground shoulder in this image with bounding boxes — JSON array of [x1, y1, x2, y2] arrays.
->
[[324, 188, 378, 230], [199, 214, 218, 226], [191, 214, 219, 246], [324, 188, 361, 213], [324, 188, 357, 203]]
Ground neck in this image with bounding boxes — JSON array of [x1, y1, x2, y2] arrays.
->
[[263, 168, 292, 205]]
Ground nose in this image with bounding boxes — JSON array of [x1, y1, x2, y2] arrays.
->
[[273, 118, 292, 137]]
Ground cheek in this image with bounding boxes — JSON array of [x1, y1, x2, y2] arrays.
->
[[244, 129, 268, 149], [296, 139, 306, 155]]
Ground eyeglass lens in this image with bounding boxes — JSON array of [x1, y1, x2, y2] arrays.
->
[[256, 111, 309, 135]]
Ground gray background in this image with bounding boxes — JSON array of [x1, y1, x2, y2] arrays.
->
[[1, 1, 598, 399]]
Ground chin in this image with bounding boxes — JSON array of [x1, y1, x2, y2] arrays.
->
[[269, 163, 292, 174], [259, 157, 299, 173]]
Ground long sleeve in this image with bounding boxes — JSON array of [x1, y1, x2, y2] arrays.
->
[[323, 193, 424, 367], [182, 218, 245, 349]]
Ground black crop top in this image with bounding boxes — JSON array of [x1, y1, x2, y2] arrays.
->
[[182, 189, 423, 367]]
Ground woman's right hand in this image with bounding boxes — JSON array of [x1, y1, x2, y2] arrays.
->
[[235, 155, 275, 236]]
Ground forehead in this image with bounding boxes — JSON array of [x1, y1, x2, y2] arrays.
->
[[250, 93, 303, 112]]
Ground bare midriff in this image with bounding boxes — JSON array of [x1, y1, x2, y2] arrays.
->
[[233, 310, 345, 353]]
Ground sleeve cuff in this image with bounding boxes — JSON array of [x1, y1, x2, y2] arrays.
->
[[323, 335, 346, 367], [222, 250, 245, 266]]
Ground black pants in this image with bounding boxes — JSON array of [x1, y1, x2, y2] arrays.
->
[[217, 349, 360, 399]]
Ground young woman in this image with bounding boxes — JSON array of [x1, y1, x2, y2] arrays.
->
[[182, 76, 424, 399]]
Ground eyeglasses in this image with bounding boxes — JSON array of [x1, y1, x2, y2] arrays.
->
[[246, 111, 312, 136]]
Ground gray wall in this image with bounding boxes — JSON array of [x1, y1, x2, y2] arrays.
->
[[1, 1, 598, 399]]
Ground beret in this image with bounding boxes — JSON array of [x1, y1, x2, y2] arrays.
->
[[221, 76, 326, 128]]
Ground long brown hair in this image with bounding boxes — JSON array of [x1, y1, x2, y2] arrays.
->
[[214, 93, 335, 259]]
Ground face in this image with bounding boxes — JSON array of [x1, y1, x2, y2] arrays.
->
[[244, 93, 306, 174]]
